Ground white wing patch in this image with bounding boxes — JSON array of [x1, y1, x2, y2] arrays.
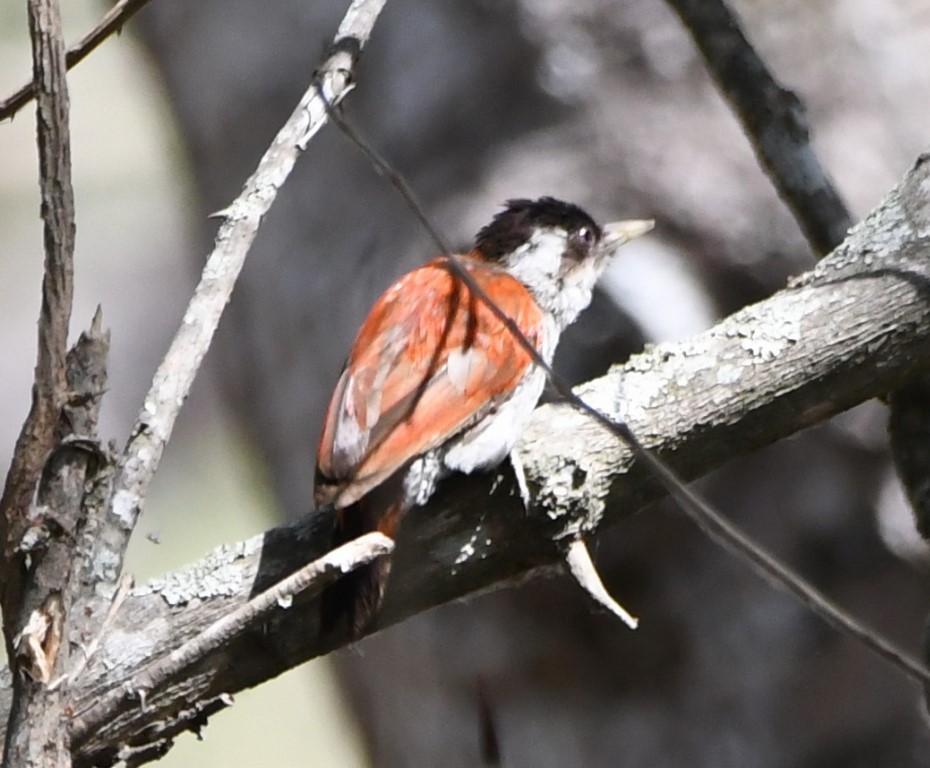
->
[[446, 347, 482, 395], [331, 373, 368, 475]]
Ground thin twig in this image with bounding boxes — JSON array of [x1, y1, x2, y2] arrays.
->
[[51, 573, 133, 691], [71, 533, 393, 742], [0, 0, 156, 122], [91, 0, 386, 597], [665, 0, 852, 256], [565, 540, 638, 629], [325, 105, 930, 689], [477, 676, 502, 767]]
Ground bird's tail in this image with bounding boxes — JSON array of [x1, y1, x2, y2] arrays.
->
[[320, 494, 403, 638]]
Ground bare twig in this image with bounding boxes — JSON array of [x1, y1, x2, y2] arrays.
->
[[327, 108, 930, 688], [51, 572, 133, 691], [89, 0, 386, 598], [477, 676, 502, 767], [71, 533, 393, 743], [889, 375, 930, 537], [0, 0, 156, 123], [665, 0, 852, 256], [565, 540, 638, 628]]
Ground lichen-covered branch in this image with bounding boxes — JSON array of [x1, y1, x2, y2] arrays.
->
[[0, 151, 926, 768], [3, 317, 109, 768], [71, 533, 393, 744]]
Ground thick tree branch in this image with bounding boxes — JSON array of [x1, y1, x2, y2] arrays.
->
[[665, 0, 852, 256], [1, 0, 79, 762], [71, 533, 393, 742], [0, 0, 76, 612], [88, 0, 386, 607], [3, 316, 109, 767], [0, 151, 924, 767], [0, 0, 156, 123]]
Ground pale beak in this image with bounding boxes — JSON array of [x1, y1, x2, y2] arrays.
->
[[600, 219, 655, 250]]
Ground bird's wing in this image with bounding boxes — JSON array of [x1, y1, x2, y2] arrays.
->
[[315, 257, 544, 509]]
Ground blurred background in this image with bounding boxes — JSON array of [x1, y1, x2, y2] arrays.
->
[[3, 0, 930, 765]]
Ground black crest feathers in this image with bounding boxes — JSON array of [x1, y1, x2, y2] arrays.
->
[[474, 197, 601, 262]]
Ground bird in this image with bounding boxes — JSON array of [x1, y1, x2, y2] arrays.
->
[[314, 197, 653, 636]]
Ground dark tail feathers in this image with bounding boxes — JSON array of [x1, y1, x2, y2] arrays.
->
[[320, 496, 402, 638]]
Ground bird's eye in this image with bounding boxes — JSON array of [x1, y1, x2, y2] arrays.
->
[[578, 227, 594, 245]]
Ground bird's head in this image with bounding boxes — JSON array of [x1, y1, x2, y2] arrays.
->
[[473, 197, 653, 328]]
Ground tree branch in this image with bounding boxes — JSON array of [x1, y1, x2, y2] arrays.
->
[[88, 0, 386, 606], [1, 0, 79, 761], [0, 0, 156, 123], [0, 0, 77, 607], [665, 0, 853, 256], [0, 150, 926, 766], [3, 316, 109, 767], [71, 533, 393, 742]]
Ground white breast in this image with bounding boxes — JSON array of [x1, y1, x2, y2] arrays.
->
[[442, 365, 547, 474]]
